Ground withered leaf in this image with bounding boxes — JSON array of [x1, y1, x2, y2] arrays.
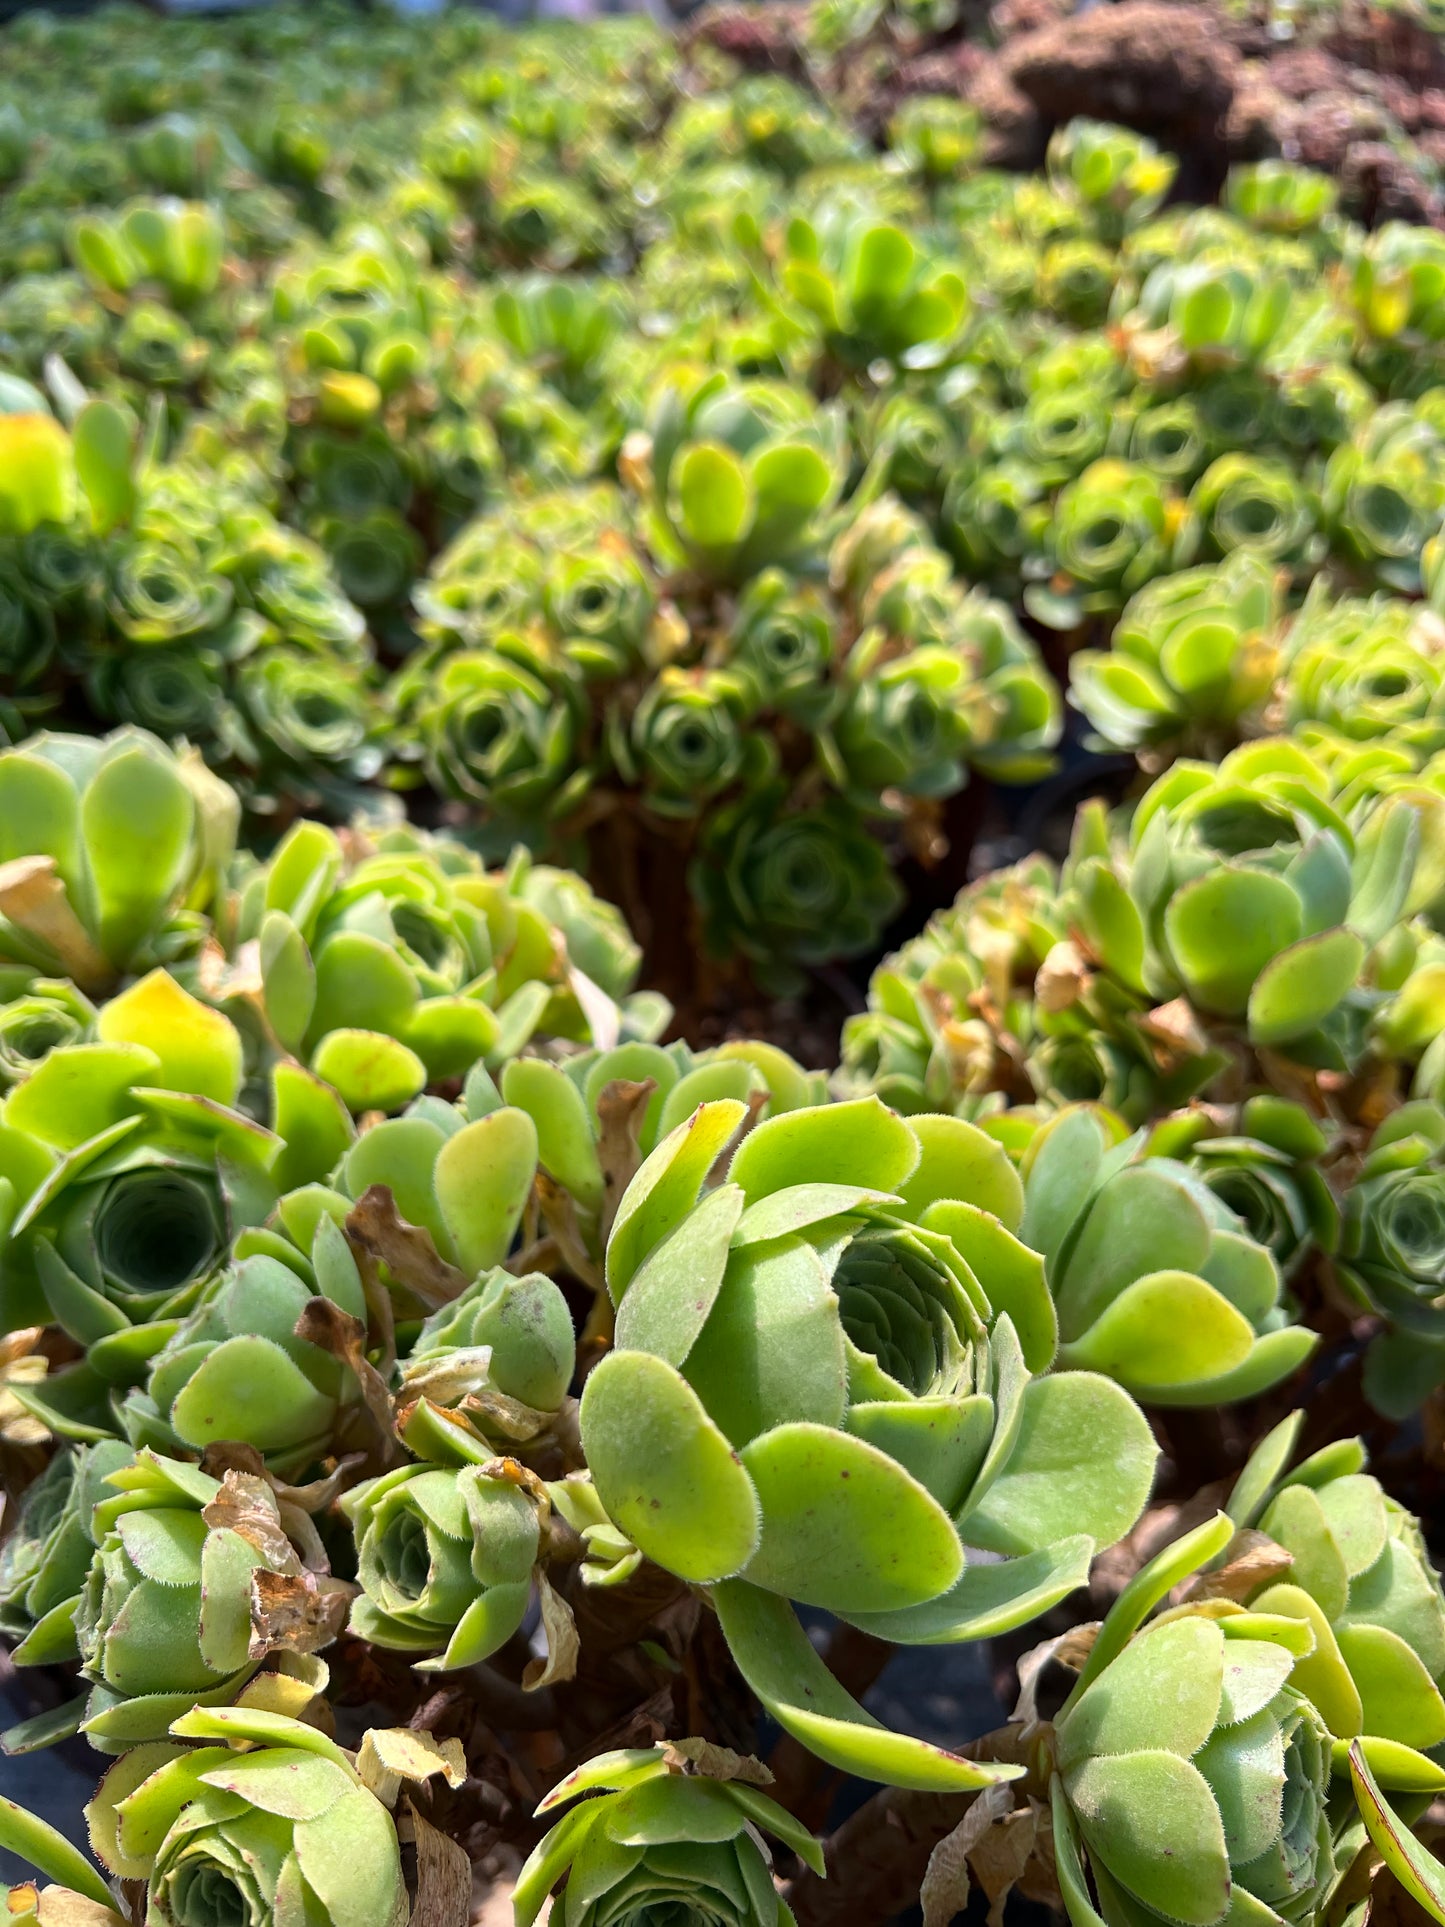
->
[[534, 1172, 600, 1292], [1179, 1530, 1292, 1604], [200, 1441, 266, 1481], [0, 858, 112, 993], [522, 1567, 579, 1692], [275, 1456, 367, 1516], [970, 1806, 1039, 1927], [401, 1800, 471, 1927], [358, 1730, 467, 1807], [29, 1887, 126, 1927], [1138, 997, 1211, 1058], [1014, 1797, 1060, 1915], [1035, 940, 1090, 1014], [482, 1457, 551, 1510], [459, 1386, 552, 1445], [920, 1783, 1012, 1927], [277, 1502, 328, 1575], [203, 1472, 300, 1575], [708, 1087, 767, 1186], [567, 964, 621, 1055], [345, 1187, 470, 1310], [248, 1569, 353, 1660], [1013, 1624, 1100, 1726], [294, 1298, 397, 1451], [198, 935, 264, 1006], [596, 1078, 656, 1238], [662, 1739, 773, 1787], [397, 1347, 496, 1414]]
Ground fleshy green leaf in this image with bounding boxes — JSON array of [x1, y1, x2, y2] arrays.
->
[[712, 1580, 1023, 1792], [1349, 1739, 1445, 1924], [579, 1350, 761, 1582]]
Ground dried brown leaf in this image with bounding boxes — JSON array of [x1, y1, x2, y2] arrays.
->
[[203, 1472, 300, 1574], [347, 1225, 397, 1375], [920, 1783, 1011, 1927], [0, 1330, 44, 1370], [662, 1740, 773, 1787], [970, 1806, 1038, 1927], [1035, 941, 1090, 1015], [401, 1802, 471, 1927], [248, 1569, 353, 1660], [707, 1087, 768, 1186], [200, 1441, 267, 1481], [595, 1078, 656, 1239], [1016, 1799, 1060, 1916], [0, 858, 112, 992], [534, 1173, 601, 1293], [522, 1568, 578, 1693], [276, 1456, 367, 1516], [345, 1188, 469, 1310], [1137, 997, 1211, 1060], [481, 1457, 551, 1511], [28, 1886, 126, 1927], [276, 1502, 329, 1575], [294, 1298, 397, 1452], [398, 1348, 495, 1414], [1013, 1624, 1099, 1726], [1178, 1530, 1292, 1604], [358, 1730, 467, 1807], [197, 936, 264, 1007], [459, 1386, 552, 1444]]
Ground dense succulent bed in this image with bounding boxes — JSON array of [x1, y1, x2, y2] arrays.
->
[[0, 5, 1444, 1926]]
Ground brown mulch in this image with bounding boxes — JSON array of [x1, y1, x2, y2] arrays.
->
[[686, 0, 1445, 225]]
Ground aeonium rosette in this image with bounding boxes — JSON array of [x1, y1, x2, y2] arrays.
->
[[580, 1096, 1157, 1789], [0, 727, 237, 995], [1335, 1101, 1445, 1416], [0, 971, 276, 1360], [1050, 1511, 1341, 1927], [1019, 1105, 1317, 1406], [1227, 1412, 1445, 1767], [515, 1744, 824, 1927], [84, 1704, 446, 1927]]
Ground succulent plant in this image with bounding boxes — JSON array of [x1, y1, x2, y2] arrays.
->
[[691, 785, 905, 995], [4, 16, 1445, 1914], [515, 1745, 824, 1927], [1030, 459, 1182, 629], [342, 1455, 541, 1670], [781, 207, 968, 372], [1047, 120, 1176, 242], [1068, 742, 1420, 1066], [1020, 1105, 1314, 1404], [1336, 1102, 1445, 1416], [581, 1095, 1156, 1784], [1069, 553, 1282, 755], [234, 824, 651, 1115], [1148, 1096, 1339, 1286], [1283, 590, 1445, 758], [0, 1440, 130, 1658], [115, 1213, 371, 1475], [1051, 1512, 1342, 1927], [68, 199, 223, 306], [10, 1447, 350, 1751], [0, 981, 275, 1344], [86, 1706, 410, 1927], [631, 369, 846, 586], [0, 978, 96, 1088], [0, 729, 236, 994]]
